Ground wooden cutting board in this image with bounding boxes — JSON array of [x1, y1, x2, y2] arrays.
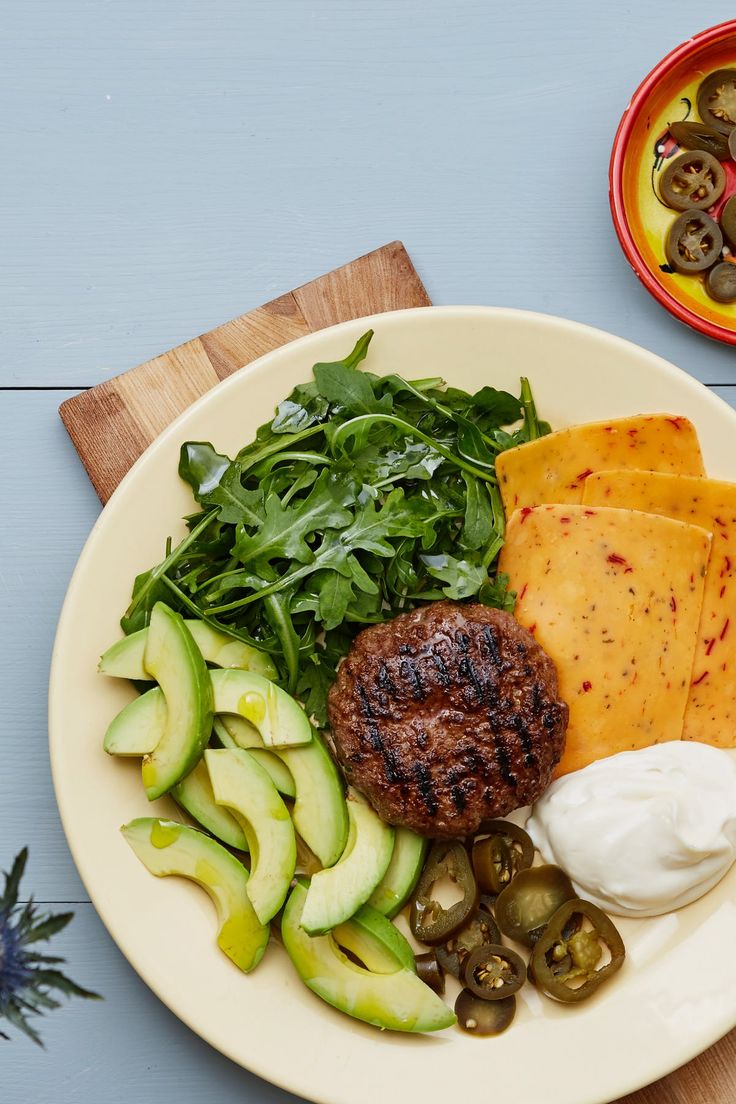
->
[[59, 241, 736, 1104], [59, 241, 430, 503]]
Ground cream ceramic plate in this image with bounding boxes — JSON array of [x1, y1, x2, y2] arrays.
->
[[50, 307, 736, 1104]]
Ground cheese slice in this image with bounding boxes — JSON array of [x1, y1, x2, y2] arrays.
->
[[496, 414, 704, 516], [583, 470, 736, 748], [498, 504, 710, 776]]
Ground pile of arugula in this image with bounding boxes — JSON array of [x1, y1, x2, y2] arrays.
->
[[122, 331, 550, 725]]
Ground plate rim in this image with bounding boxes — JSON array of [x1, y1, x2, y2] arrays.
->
[[49, 304, 736, 1104]]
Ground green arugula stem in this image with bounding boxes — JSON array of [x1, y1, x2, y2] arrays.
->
[[520, 377, 541, 441], [489, 481, 505, 538], [236, 425, 326, 471], [263, 593, 300, 692], [123, 510, 218, 624], [250, 450, 332, 475], [205, 560, 319, 615], [191, 564, 247, 596], [161, 576, 279, 652], [331, 414, 498, 483], [481, 534, 505, 569], [383, 375, 503, 455]]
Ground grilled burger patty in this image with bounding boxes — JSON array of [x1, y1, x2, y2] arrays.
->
[[327, 601, 568, 837]]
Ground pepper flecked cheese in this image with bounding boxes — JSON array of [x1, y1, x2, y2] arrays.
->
[[496, 414, 705, 516], [583, 470, 736, 748], [498, 504, 711, 776]]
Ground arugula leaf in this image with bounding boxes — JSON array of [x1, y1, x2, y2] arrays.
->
[[455, 416, 498, 470], [460, 474, 494, 550], [336, 489, 428, 558], [471, 386, 523, 426], [343, 440, 444, 485], [234, 471, 353, 566], [120, 571, 171, 634], [420, 553, 489, 600], [381, 374, 499, 470], [345, 555, 379, 596], [315, 571, 354, 632], [271, 382, 331, 434], [478, 572, 516, 613], [295, 654, 335, 728], [385, 537, 419, 597], [331, 413, 497, 482], [344, 585, 384, 622], [201, 464, 264, 526], [193, 566, 267, 602], [179, 441, 231, 498], [312, 331, 385, 415], [235, 424, 326, 472]]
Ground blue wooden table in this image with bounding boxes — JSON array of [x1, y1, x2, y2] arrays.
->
[[3, 2, 736, 1100]]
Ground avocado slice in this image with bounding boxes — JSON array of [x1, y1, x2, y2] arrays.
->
[[367, 828, 428, 918], [210, 669, 311, 748], [205, 748, 296, 924], [102, 690, 297, 802], [300, 789, 394, 935], [172, 760, 248, 850], [241, 751, 296, 799], [334, 904, 415, 973], [121, 817, 268, 972], [212, 717, 296, 798], [103, 686, 165, 756], [281, 880, 454, 1032], [270, 730, 348, 869], [217, 719, 347, 868], [99, 621, 277, 681], [141, 604, 213, 800], [213, 713, 262, 748]]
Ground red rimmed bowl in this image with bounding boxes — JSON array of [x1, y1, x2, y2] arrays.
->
[[610, 20, 736, 344]]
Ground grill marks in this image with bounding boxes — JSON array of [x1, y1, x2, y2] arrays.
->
[[399, 655, 426, 700], [531, 682, 542, 713], [357, 683, 404, 783], [458, 654, 487, 703], [482, 625, 503, 668], [512, 714, 537, 769], [381, 747, 403, 784], [377, 663, 397, 695], [413, 763, 438, 815], [494, 735, 516, 788], [364, 616, 550, 808], [430, 648, 451, 686], [328, 602, 568, 837], [357, 685, 383, 751], [451, 784, 468, 812]]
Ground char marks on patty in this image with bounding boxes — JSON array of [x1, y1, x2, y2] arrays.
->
[[327, 601, 568, 837]]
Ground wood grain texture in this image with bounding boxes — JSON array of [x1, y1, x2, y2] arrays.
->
[[200, 294, 311, 381], [59, 242, 429, 502], [618, 1036, 736, 1104], [292, 240, 430, 328]]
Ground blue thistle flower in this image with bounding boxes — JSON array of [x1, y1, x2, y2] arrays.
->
[[0, 849, 100, 1045]]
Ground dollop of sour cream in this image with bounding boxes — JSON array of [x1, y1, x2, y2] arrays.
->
[[527, 742, 736, 918]]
